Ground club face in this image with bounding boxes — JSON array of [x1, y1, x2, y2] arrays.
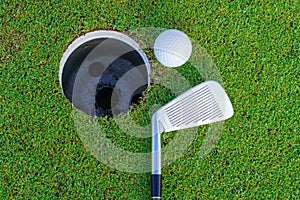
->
[[156, 80, 234, 133]]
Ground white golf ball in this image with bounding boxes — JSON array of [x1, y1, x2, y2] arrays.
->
[[154, 29, 192, 67]]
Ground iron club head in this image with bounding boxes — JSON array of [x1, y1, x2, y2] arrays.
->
[[153, 80, 234, 134]]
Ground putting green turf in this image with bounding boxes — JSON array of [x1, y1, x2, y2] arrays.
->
[[1, 0, 299, 199]]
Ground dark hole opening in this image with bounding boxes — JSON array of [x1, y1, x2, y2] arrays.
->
[[95, 87, 119, 110]]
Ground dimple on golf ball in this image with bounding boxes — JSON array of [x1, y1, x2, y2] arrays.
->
[[154, 29, 192, 68]]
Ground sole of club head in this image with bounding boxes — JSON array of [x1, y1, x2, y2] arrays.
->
[[154, 80, 234, 133]]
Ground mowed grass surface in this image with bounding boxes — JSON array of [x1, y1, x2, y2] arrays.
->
[[1, 0, 299, 199]]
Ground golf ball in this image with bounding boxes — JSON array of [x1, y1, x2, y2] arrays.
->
[[154, 29, 192, 67]]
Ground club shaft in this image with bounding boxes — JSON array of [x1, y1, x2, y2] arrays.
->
[[152, 114, 162, 198], [152, 131, 161, 174]]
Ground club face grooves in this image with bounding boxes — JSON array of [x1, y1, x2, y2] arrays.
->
[[163, 84, 225, 128]]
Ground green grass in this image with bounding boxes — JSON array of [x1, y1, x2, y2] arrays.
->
[[1, 0, 299, 199]]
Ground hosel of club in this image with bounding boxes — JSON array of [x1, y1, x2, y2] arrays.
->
[[152, 113, 162, 199]]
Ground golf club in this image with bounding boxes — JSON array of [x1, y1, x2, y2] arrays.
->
[[151, 80, 234, 199]]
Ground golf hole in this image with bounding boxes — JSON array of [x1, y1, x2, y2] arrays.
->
[[59, 30, 151, 117]]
